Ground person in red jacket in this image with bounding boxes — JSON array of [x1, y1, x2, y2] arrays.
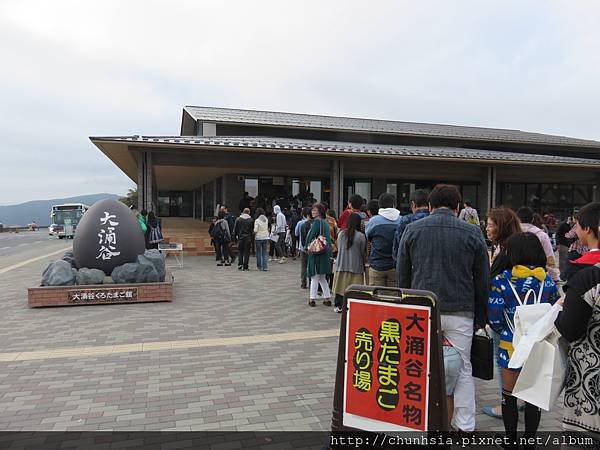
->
[[337, 194, 364, 230], [567, 202, 600, 283]]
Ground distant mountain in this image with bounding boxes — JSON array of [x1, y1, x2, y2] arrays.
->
[[0, 193, 120, 227]]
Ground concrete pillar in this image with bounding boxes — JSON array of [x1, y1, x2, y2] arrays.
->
[[201, 185, 205, 222], [331, 160, 340, 214], [136, 151, 153, 212], [480, 166, 497, 217]]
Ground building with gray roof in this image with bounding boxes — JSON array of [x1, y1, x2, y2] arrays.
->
[[91, 106, 600, 223]]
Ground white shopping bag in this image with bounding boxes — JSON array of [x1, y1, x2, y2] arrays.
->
[[511, 330, 567, 411], [509, 302, 563, 369]]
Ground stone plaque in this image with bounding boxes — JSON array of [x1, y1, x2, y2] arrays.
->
[[68, 287, 138, 304]]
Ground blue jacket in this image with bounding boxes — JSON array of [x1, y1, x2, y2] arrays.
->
[[365, 208, 402, 271], [392, 208, 430, 264]]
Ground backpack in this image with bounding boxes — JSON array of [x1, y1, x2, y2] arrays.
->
[[465, 209, 479, 225], [211, 221, 229, 242], [148, 225, 164, 244]]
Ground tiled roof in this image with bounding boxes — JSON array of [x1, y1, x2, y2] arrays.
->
[[183, 106, 600, 149], [90, 136, 600, 166]]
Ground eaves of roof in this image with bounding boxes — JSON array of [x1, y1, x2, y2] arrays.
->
[[89, 136, 600, 168]]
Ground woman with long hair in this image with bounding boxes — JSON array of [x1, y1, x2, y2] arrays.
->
[[487, 207, 522, 278], [305, 203, 333, 307], [332, 212, 366, 313], [482, 206, 522, 420]]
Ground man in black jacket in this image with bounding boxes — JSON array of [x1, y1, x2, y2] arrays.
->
[[396, 184, 489, 433], [233, 208, 254, 271]]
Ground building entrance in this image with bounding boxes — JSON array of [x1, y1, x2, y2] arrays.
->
[[243, 176, 330, 212]]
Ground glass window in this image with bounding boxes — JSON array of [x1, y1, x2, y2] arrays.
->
[[203, 183, 214, 220], [386, 183, 397, 199], [244, 178, 259, 198], [355, 182, 371, 201], [540, 184, 560, 214], [158, 195, 170, 217], [574, 185, 593, 210], [558, 185, 573, 211], [462, 185, 478, 208], [292, 179, 300, 197], [526, 184, 540, 211], [310, 180, 322, 202], [502, 183, 525, 210]]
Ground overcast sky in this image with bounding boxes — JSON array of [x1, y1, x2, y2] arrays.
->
[[1, 0, 599, 205]]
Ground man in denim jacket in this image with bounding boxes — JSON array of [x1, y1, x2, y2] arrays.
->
[[396, 184, 489, 433], [392, 189, 430, 265]]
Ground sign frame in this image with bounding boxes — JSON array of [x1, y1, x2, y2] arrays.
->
[[331, 285, 448, 433]]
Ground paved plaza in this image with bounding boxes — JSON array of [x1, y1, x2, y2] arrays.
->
[[0, 235, 564, 432]]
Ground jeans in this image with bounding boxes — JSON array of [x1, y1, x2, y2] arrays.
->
[[238, 237, 251, 269], [441, 314, 476, 432], [255, 239, 268, 270], [216, 239, 230, 262], [310, 274, 331, 300]]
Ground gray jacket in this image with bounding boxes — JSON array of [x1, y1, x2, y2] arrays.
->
[[396, 208, 490, 328], [336, 230, 366, 274]]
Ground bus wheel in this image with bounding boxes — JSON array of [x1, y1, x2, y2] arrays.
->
[[58, 236, 64, 239]]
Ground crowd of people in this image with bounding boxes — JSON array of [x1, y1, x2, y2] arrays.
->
[[205, 186, 599, 441]]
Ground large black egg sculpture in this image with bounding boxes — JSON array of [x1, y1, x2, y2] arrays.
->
[[73, 199, 146, 274]]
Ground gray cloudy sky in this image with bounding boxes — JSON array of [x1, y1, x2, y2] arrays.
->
[[1, 0, 599, 205]]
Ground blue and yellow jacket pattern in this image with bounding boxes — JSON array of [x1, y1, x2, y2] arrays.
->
[[488, 265, 559, 368]]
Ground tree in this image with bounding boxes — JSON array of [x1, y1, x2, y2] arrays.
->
[[120, 188, 138, 209]]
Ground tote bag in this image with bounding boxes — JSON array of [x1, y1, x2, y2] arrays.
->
[[512, 330, 567, 411]]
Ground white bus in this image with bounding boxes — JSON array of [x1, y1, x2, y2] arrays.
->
[[50, 203, 90, 239]]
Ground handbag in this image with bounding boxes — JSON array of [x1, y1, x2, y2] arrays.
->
[[307, 219, 329, 255], [512, 330, 567, 411], [470, 328, 494, 380]]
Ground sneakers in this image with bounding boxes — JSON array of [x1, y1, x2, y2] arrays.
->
[[224, 263, 231, 267], [308, 299, 316, 307], [333, 306, 343, 313], [278, 257, 286, 264], [217, 263, 224, 266], [323, 298, 332, 307]]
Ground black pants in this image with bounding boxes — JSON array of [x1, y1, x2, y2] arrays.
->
[[238, 237, 251, 269], [275, 232, 286, 258], [300, 251, 308, 288], [216, 239, 230, 262]]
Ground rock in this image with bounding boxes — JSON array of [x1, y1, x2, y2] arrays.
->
[[73, 199, 146, 274], [62, 251, 79, 269], [138, 249, 166, 282], [76, 268, 106, 285], [103, 276, 115, 284], [111, 262, 159, 284], [42, 260, 76, 286]]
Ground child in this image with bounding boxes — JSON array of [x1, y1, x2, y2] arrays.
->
[[567, 202, 600, 283], [488, 232, 560, 447]]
